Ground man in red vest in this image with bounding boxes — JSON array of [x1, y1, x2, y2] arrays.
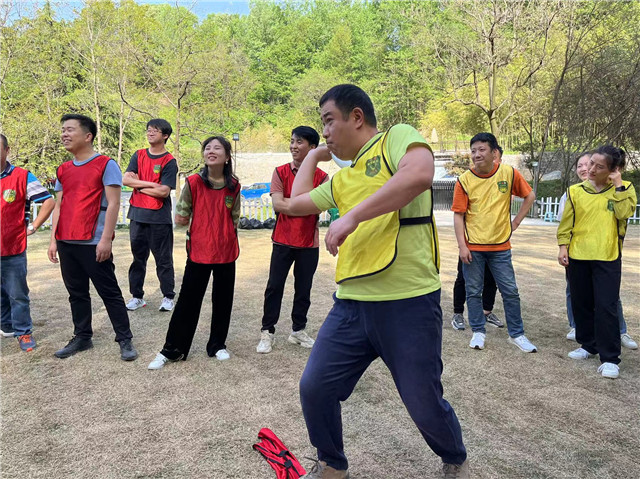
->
[[256, 126, 328, 354], [123, 119, 177, 312], [1, 134, 55, 351], [48, 114, 138, 361]]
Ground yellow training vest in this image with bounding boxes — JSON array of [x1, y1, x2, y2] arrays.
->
[[458, 164, 514, 245], [331, 131, 437, 283], [567, 181, 631, 261]]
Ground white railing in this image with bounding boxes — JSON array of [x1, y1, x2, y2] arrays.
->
[[31, 192, 332, 229]]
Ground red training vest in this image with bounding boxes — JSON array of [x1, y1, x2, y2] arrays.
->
[[271, 164, 328, 248], [129, 149, 175, 210], [186, 174, 240, 264], [55, 155, 111, 241], [1, 166, 29, 257]]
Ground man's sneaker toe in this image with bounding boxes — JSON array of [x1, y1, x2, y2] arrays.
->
[[451, 313, 465, 330], [288, 329, 315, 349], [119, 339, 138, 361], [126, 298, 147, 311]]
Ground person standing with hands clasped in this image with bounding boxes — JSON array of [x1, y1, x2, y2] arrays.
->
[[148, 136, 240, 369], [557, 145, 636, 379]]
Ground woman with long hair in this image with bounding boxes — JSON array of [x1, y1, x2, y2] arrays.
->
[[148, 136, 241, 369], [557, 145, 637, 379]]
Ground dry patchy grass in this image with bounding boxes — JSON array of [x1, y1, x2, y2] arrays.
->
[[1, 223, 638, 479]]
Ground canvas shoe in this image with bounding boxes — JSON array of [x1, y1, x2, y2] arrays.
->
[[54, 336, 93, 359], [288, 329, 315, 349], [597, 362, 619, 379], [451, 313, 465, 330], [1, 329, 15, 338], [443, 459, 470, 478], [18, 334, 36, 352], [215, 349, 231, 361], [566, 328, 576, 341], [119, 339, 138, 361], [469, 332, 485, 350], [126, 298, 146, 311], [508, 335, 537, 353], [621, 333, 638, 350], [301, 459, 349, 479], [568, 347, 595, 360], [256, 330, 275, 354], [484, 312, 504, 328], [159, 297, 174, 312], [148, 352, 182, 370]]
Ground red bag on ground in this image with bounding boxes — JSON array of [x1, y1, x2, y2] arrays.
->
[[253, 428, 306, 479]]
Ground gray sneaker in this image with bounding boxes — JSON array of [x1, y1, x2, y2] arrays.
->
[[301, 459, 349, 479], [484, 312, 504, 328], [451, 313, 465, 330], [443, 459, 469, 478], [119, 339, 138, 361]]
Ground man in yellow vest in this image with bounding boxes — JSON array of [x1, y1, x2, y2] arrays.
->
[[285, 84, 468, 479], [452, 132, 537, 352]]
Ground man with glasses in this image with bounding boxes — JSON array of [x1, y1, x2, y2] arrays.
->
[[123, 119, 177, 312]]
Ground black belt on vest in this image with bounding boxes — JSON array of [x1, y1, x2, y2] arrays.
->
[[399, 216, 432, 226]]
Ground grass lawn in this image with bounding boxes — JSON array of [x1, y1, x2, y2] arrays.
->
[[1, 224, 638, 478]]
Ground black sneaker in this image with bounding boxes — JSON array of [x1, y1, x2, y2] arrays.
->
[[484, 312, 505, 328], [119, 339, 138, 361], [55, 337, 93, 358]]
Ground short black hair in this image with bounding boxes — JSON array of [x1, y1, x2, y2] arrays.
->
[[291, 126, 320, 148], [497, 145, 503, 157], [594, 145, 626, 171], [470, 132, 499, 151], [147, 119, 173, 144], [61, 114, 97, 143], [319, 84, 377, 128], [0, 133, 8, 150]]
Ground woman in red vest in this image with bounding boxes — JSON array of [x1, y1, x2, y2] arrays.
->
[[148, 136, 240, 369]]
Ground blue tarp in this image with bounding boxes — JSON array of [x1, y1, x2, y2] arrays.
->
[[241, 183, 271, 199]]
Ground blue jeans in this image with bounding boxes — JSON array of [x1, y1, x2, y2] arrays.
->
[[462, 250, 524, 337], [1, 252, 33, 336], [565, 274, 627, 334]]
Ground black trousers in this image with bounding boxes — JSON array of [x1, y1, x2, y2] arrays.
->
[[57, 241, 132, 342], [128, 221, 175, 299], [567, 258, 621, 365], [261, 244, 319, 333], [162, 260, 235, 359], [453, 258, 497, 314]]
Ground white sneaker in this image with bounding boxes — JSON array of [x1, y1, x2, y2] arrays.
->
[[1, 329, 15, 338], [566, 328, 576, 341], [256, 330, 275, 354], [148, 352, 181, 370], [568, 347, 595, 360], [126, 298, 147, 311], [621, 333, 638, 350], [508, 335, 538, 353], [288, 329, 315, 349], [597, 362, 619, 379], [469, 332, 486, 350], [159, 297, 175, 312], [215, 349, 230, 361]]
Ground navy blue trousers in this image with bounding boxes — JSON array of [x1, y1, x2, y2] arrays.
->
[[299, 290, 467, 470]]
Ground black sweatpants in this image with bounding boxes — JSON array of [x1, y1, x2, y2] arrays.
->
[[57, 241, 133, 342], [161, 260, 235, 359], [453, 258, 497, 314], [567, 257, 622, 365], [261, 244, 319, 334], [128, 221, 175, 299]]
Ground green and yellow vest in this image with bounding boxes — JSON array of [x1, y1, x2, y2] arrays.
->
[[458, 164, 514, 246], [331, 131, 439, 283]]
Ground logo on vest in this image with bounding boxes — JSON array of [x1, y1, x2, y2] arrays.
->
[[497, 181, 508, 193], [365, 155, 381, 177], [225, 195, 234, 209], [153, 164, 162, 174], [607, 199, 614, 211], [2, 189, 16, 203]]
